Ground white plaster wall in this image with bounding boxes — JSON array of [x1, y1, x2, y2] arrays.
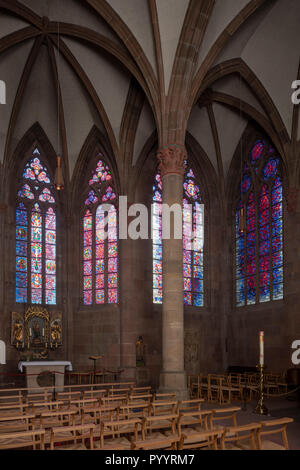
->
[[242, 0, 300, 137], [196, 0, 249, 73], [21, 0, 121, 44], [187, 105, 218, 174], [213, 1, 276, 67], [0, 11, 28, 39], [155, 0, 189, 94], [212, 75, 267, 117], [58, 52, 106, 178], [212, 102, 248, 178], [133, 100, 156, 166], [107, 0, 157, 76], [13, 44, 58, 156], [0, 40, 34, 162], [64, 37, 130, 146]]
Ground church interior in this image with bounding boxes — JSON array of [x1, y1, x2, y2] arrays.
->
[[0, 0, 299, 451]]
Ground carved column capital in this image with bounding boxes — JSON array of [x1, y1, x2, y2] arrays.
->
[[285, 187, 300, 213], [157, 144, 187, 178]]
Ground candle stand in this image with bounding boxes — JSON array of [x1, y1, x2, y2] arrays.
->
[[254, 364, 269, 416]]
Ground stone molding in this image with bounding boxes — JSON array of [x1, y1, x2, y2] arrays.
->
[[157, 144, 186, 178]]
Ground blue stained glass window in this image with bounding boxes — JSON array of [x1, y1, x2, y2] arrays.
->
[[235, 139, 283, 306], [263, 158, 279, 181], [16, 149, 56, 305], [152, 165, 204, 307]]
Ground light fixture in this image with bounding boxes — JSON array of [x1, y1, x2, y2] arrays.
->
[[239, 205, 245, 234], [54, 155, 64, 190]]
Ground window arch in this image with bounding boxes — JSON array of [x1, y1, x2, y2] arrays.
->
[[16, 147, 57, 305], [152, 166, 204, 306], [235, 139, 283, 307], [82, 157, 118, 305]]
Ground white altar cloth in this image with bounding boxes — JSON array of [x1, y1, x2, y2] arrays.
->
[[18, 361, 73, 392], [18, 361, 72, 373]]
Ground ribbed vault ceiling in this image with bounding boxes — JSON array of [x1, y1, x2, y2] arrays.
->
[[0, 0, 299, 188]]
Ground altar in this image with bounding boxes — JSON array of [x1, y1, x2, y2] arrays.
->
[[18, 361, 72, 392]]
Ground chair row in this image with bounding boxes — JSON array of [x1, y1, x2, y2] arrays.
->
[[188, 372, 288, 404], [0, 381, 138, 398], [0, 408, 293, 451], [0, 385, 153, 407]]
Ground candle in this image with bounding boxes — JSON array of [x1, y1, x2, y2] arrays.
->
[[29, 328, 32, 337], [259, 331, 264, 366], [42, 328, 45, 337]]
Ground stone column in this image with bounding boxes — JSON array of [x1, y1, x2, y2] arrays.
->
[[157, 144, 188, 398]]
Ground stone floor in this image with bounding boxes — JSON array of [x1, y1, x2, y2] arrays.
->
[[202, 396, 300, 450]]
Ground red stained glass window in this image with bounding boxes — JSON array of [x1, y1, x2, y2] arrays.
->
[[82, 156, 118, 305], [236, 139, 283, 306]]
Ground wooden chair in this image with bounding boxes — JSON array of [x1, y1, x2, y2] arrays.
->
[[0, 413, 36, 434], [94, 418, 142, 449], [130, 386, 151, 396], [57, 391, 81, 402], [227, 374, 244, 402], [0, 402, 32, 416], [220, 423, 261, 450], [31, 400, 64, 414], [178, 429, 220, 450], [132, 435, 180, 450], [153, 392, 176, 402], [177, 410, 213, 437], [117, 403, 150, 421], [208, 375, 222, 403], [25, 392, 52, 404], [50, 423, 95, 450], [198, 375, 209, 400], [39, 409, 78, 429], [187, 375, 199, 398], [81, 405, 117, 428], [211, 407, 241, 435], [0, 393, 23, 406], [141, 414, 178, 439], [108, 387, 130, 397], [177, 399, 204, 414], [101, 396, 128, 407], [127, 394, 153, 405], [70, 398, 100, 411], [82, 389, 107, 400], [256, 418, 294, 450], [0, 429, 45, 450], [150, 400, 178, 417]]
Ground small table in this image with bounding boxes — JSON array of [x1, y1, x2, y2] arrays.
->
[[89, 356, 103, 383], [18, 361, 72, 393]]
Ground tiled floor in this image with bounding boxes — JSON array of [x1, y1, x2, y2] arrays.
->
[[202, 396, 300, 450]]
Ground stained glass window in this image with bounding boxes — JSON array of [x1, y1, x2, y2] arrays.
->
[[16, 148, 56, 305], [82, 155, 118, 305], [235, 139, 283, 307], [152, 167, 204, 306]]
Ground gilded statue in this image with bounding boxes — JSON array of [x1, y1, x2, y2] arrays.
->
[[13, 319, 23, 343], [136, 336, 145, 367], [51, 321, 61, 343]]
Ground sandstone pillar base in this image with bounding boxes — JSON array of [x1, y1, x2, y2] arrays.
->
[[159, 370, 189, 399]]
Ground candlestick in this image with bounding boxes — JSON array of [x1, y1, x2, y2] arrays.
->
[[259, 331, 264, 366], [254, 364, 269, 415]]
